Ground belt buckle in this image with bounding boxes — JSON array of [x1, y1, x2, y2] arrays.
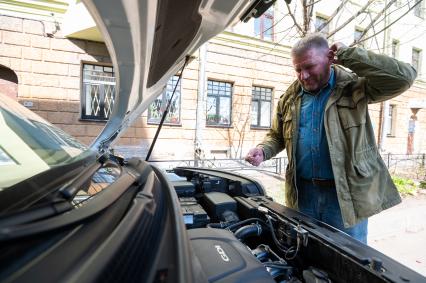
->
[[312, 178, 331, 187]]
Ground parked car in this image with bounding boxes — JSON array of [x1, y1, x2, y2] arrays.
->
[[0, 0, 425, 282]]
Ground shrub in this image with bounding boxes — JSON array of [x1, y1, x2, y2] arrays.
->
[[392, 176, 417, 196]]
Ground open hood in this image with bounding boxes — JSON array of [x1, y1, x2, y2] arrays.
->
[[83, 0, 272, 153]]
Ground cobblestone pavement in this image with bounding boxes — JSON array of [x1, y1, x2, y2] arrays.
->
[[236, 170, 426, 277]]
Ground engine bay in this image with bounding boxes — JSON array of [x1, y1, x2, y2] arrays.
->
[[1, 160, 424, 283], [168, 167, 424, 283], [169, 168, 327, 283]]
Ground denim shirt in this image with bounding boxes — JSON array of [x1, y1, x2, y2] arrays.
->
[[296, 68, 335, 179]]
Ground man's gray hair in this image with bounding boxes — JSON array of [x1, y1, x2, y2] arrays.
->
[[291, 33, 329, 57]]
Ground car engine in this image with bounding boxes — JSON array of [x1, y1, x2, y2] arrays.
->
[[169, 169, 331, 283]]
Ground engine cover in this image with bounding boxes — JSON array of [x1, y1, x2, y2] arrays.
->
[[188, 228, 274, 283]]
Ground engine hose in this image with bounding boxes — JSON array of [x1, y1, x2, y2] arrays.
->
[[234, 223, 262, 240], [207, 222, 227, 228], [226, 218, 269, 231]]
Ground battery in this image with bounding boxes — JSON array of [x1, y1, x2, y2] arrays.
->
[[173, 181, 196, 197], [180, 197, 210, 228]]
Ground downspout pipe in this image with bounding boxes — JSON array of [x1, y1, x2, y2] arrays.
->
[[380, 101, 390, 152], [379, 0, 390, 152], [194, 43, 208, 166]]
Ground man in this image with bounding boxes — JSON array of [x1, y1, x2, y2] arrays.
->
[[245, 33, 417, 243]]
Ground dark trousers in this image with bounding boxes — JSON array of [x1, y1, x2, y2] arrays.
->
[[296, 178, 368, 244]]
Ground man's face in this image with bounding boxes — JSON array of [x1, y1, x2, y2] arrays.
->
[[292, 47, 332, 93]]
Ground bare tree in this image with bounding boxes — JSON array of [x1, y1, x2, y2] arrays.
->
[[283, 0, 424, 50], [212, 95, 252, 159], [353, 0, 424, 46]]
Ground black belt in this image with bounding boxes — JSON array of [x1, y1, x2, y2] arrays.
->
[[300, 178, 335, 188]]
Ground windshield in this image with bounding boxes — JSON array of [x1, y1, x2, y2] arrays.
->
[[0, 94, 92, 189]]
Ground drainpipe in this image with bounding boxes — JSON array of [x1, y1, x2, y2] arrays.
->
[[379, 0, 390, 152], [194, 43, 208, 166], [380, 101, 390, 151]]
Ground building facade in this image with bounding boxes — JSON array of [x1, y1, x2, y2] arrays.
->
[[0, 0, 425, 161]]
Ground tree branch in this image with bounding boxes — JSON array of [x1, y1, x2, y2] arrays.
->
[[351, 0, 397, 46], [286, 1, 305, 36], [303, 0, 309, 33], [352, 0, 422, 46], [316, 0, 349, 33], [369, 13, 383, 52], [327, 0, 375, 38], [308, 0, 315, 28], [307, 0, 322, 8]]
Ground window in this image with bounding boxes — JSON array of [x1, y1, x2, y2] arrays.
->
[[354, 28, 364, 47], [254, 6, 274, 41], [386, 105, 397, 137], [0, 65, 18, 100], [81, 63, 116, 121], [206, 80, 232, 126], [414, 0, 424, 18], [148, 75, 181, 124], [251, 86, 272, 128], [315, 15, 329, 36], [391, 40, 399, 58], [412, 48, 422, 72]]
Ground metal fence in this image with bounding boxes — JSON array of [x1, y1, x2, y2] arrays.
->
[[382, 153, 426, 179], [150, 153, 426, 180], [150, 157, 289, 174]]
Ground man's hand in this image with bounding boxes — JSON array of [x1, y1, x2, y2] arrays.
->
[[329, 42, 347, 65], [245, 147, 264, 166]]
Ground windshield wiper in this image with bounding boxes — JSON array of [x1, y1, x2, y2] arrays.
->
[[146, 56, 190, 161], [58, 153, 109, 200], [0, 154, 110, 228]]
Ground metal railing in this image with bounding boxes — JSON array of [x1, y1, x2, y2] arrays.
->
[[150, 156, 289, 175], [150, 153, 426, 180], [381, 153, 426, 179]]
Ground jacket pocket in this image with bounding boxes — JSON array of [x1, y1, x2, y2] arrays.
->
[[336, 97, 366, 129], [354, 159, 378, 178], [353, 147, 380, 178], [282, 112, 293, 139]]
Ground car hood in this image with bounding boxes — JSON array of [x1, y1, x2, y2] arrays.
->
[[83, 0, 260, 153]]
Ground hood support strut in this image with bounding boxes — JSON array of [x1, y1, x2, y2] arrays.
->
[[145, 56, 190, 161]]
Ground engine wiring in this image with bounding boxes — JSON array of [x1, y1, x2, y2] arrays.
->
[[265, 214, 295, 254], [261, 206, 309, 261]]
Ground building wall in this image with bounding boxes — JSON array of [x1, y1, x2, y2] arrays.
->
[[1, 1, 426, 160], [119, 34, 295, 160], [199, 34, 292, 159], [383, 82, 426, 153], [232, 0, 426, 155], [0, 14, 116, 146]]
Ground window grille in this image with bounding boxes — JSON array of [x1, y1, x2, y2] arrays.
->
[[148, 75, 181, 124], [81, 63, 116, 121]]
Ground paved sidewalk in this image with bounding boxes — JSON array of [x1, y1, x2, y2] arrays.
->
[[368, 192, 426, 276]]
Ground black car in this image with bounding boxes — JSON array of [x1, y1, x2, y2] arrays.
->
[[0, 0, 425, 282]]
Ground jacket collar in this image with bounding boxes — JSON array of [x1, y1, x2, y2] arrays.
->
[[334, 64, 357, 87], [285, 65, 357, 105], [326, 65, 361, 110]]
